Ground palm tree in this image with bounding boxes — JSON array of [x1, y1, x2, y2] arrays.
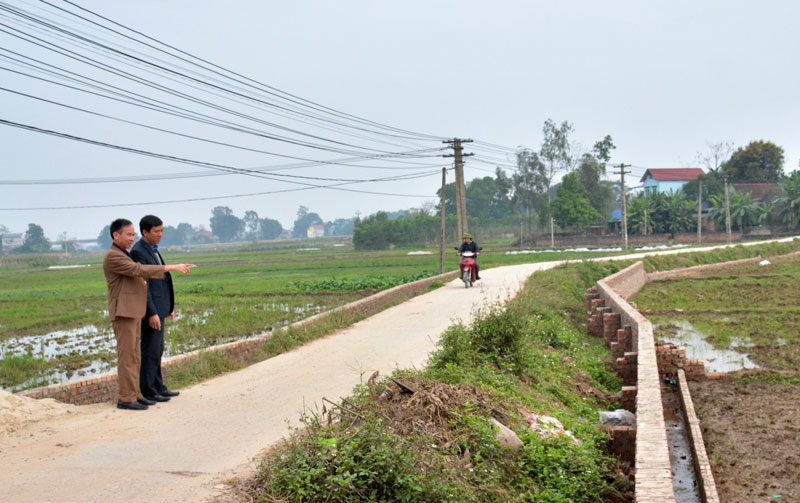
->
[[709, 192, 761, 230], [775, 172, 800, 229]]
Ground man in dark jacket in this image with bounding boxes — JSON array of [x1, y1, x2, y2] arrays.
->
[[131, 215, 181, 402], [457, 233, 481, 280]]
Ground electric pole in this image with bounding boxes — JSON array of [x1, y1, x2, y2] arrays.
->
[[723, 175, 732, 244], [443, 138, 473, 240], [613, 164, 631, 250], [697, 180, 703, 244], [440, 167, 446, 274]]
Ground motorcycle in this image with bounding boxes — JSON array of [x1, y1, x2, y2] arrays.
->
[[455, 247, 480, 288]]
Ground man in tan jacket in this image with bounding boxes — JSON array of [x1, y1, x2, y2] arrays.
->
[[103, 218, 192, 410]]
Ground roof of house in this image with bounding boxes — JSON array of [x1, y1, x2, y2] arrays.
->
[[641, 168, 705, 183], [308, 224, 325, 230], [732, 183, 780, 201]]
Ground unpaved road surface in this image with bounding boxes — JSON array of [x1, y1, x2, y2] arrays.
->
[[1, 239, 794, 503]]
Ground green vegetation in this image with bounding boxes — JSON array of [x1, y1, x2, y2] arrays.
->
[[292, 271, 435, 291], [248, 260, 631, 503], [634, 249, 800, 370], [0, 239, 634, 390]]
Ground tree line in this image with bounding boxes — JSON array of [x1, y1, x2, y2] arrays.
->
[[354, 125, 798, 249]]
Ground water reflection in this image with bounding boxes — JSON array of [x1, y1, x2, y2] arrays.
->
[[655, 319, 759, 373]]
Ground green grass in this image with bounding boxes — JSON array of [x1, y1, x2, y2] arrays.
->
[[3, 237, 799, 391], [633, 249, 800, 370], [0, 239, 635, 390], [0, 350, 50, 391], [248, 260, 630, 503]]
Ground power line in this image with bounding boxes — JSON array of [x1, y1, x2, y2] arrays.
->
[[0, 2, 442, 154], [0, 84, 445, 176], [0, 118, 443, 189], [55, 0, 446, 142], [0, 177, 439, 212]]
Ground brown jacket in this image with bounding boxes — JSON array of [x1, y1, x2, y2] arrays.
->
[[103, 244, 166, 321]]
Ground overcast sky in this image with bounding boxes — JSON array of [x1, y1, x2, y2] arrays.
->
[[2, 0, 798, 240]]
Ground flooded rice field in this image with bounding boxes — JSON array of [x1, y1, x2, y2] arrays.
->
[[654, 319, 759, 373], [1, 301, 331, 392]]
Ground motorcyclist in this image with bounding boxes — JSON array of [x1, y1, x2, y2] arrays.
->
[[458, 233, 481, 280]]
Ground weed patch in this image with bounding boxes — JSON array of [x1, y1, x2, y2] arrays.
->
[[249, 260, 632, 502]]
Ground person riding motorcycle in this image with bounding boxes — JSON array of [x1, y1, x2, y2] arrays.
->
[[458, 233, 481, 280]]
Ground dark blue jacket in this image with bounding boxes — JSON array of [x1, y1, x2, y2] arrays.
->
[[458, 241, 479, 254], [130, 239, 174, 319]]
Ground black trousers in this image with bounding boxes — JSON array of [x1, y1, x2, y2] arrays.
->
[[139, 316, 167, 397]]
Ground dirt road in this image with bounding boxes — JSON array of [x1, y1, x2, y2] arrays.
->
[[1, 239, 793, 503]]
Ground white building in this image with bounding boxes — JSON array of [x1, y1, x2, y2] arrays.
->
[[307, 224, 325, 238], [1, 232, 24, 251]]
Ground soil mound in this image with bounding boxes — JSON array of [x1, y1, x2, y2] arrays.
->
[[0, 389, 76, 434]]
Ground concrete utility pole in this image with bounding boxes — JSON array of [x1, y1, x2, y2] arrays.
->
[[439, 167, 446, 274], [443, 138, 473, 239], [614, 164, 631, 250], [697, 180, 703, 244], [520, 221, 524, 250], [723, 175, 732, 244]]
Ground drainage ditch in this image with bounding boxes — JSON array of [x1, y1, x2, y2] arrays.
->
[[662, 384, 701, 503]]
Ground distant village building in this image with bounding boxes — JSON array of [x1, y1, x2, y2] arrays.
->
[[641, 168, 705, 195], [732, 183, 780, 202], [307, 224, 325, 238], [1, 232, 24, 252]]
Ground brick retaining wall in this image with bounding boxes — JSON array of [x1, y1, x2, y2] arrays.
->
[[593, 262, 677, 502], [20, 269, 460, 405], [587, 258, 744, 502]]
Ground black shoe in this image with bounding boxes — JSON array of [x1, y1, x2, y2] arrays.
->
[[137, 397, 156, 406], [159, 389, 180, 398], [145, 394, 170, 402], [117, 400, 148, 410]]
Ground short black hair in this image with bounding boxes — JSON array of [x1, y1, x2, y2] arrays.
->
[[110, 218, 132, 238], [139, 215, 163, 233]]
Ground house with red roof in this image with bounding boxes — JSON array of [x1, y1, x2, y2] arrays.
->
[[640, 168, 705, 195]]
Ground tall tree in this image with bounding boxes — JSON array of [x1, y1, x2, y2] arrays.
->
[[176, 223, 195, 245], [259, 217, 283, 240], [551, 173, 600, 232], [20, 223, 50, 253], [695, 141, 733, 175], [292, 206, 323, 238], [210, 206, 244, 242], [575, 153, 614, 218], [723, 140, 785, 182], [512, 149, 547, 227], [243, 210, 260, 241], [97, 224, 113, 249], [592, 135, 616, 165], [539, 119, 575, 242]]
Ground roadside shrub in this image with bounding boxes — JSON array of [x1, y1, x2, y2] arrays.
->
[[253, 416, 465, 503], [430, 304, 527, 375], [519, 432, 613, 503]]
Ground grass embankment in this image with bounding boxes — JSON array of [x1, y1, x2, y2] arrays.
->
[[0, 240, 628, 391], [246, 260, 631, 503]]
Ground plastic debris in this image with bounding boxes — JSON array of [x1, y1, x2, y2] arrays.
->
[[526, 413, 582, 445], [598, 409, 636, 426]]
